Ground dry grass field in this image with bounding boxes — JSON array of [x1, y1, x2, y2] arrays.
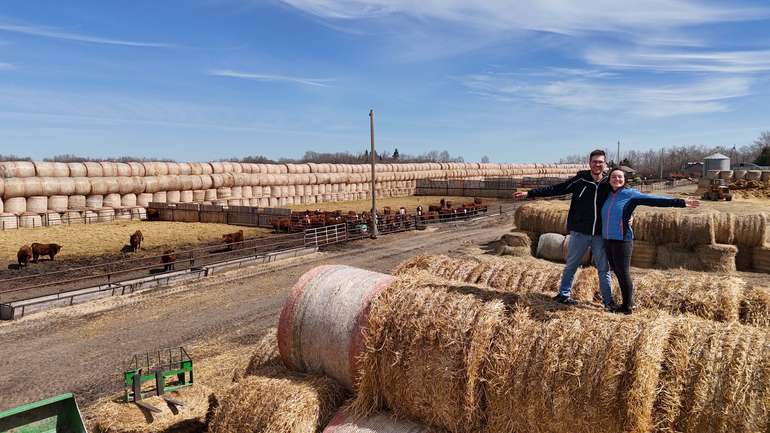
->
[[287, 195, 505, 213], [0, 221, 270, 266]]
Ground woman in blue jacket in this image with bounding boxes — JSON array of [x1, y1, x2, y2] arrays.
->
[[601, 167, 700, 314]]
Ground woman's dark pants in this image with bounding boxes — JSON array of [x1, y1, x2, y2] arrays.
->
[[604, 239, 634, 310]]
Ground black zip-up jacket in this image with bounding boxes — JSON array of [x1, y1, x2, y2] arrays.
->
[[527, 170, 610, 236]]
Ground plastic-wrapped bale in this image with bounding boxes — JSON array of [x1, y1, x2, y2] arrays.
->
[[485, 310, 770, 433], [26, 196, 48, 213], [152, 191, 167, 203], [753, 244, 770, 273], [120, 194, 137, 207], [18, 212, 42, 228], [323, 408, 435, 433], [209, 368, 346, 433], [4, 197, 25, 214], [136, 193, 153, 208], [393, 255, 596, 302], [536, 233, 590, 264], [166, 190, 181, 203], [103, 193, 121, 209], [0, 213, 18, 229], [278, 265, 394, 389], [0, 161, 36, 178], [48, 195, 68, 212], [86, 194, 104, 209]]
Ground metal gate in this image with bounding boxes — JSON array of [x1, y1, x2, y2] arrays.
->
[[303, 223, 348, 247]]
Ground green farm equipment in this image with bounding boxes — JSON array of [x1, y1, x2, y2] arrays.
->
[[123, 347, 193, 413], [0, 393, 87, 433]]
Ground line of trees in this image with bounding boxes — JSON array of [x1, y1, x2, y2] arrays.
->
[[228, 148, 466, 164], [560, 131, 770, 178]]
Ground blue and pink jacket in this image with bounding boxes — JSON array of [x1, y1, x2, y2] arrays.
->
[[601, 186, 686, 241]]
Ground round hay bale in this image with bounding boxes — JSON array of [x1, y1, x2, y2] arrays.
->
[[694, 243, 737, 272], [746, 170, 762, 181], [209, 370, 346, 433], [179, 190, 193, 203], [86, 194, 104, 209], [18, 212, 42, 228], [83, 161, 102, 177], [752, 244, 770, 273], [116, 177, 136, 195], [99, 162, 117, 177], [115, 162, 131, 177], [192, 190, 206, 202], [120, 194, 137, 207], [761, 171, 770, 182], [89, 177, 120, 195], [634, 210, 681, 245], [114, 207, 132, 221], [26, 196, 47, 213], [142, 161, 168, 176], [0, 197, 3, 213], [103, 193, 121, 208], [513, 202, 568, 235], [350, 272, 507, 433], [83, 209, 98, 223], [68, 195, 86, 209], [204, 189, 217, 201], [127, 162, 145, 177], [33, 161, 69, 177], [677, 212, 716, 247], [733, 169, 747, 180], [718, 170, 733, 180], [152, 191, 167, 203], [216, 187, 232, 200], [0, 161, 35, 178], [706, 170, 720, 180], [0, 213, 18, 229], [56, 178, 76, 196], [97, 207, 115, 222], [62, 210, 82, 224], [67, 162, 87, 177], [714, 212, 735, 244], [130, 207, 147, 220], [323, 408, 433, 433], [43, 211, 61, 226], [630, 240, 656, 268], [136, 193, 153, 208], [47, 195, 68, 212], [2, 178, 25, 199], [734, 213, 769, 247], [166, 190, 181, 203], [278, 265, 394, 390]]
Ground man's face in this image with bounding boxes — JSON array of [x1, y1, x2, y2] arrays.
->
[[589, 156, 606, 174]]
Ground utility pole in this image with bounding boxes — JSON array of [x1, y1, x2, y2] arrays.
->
[[659, 148, 664, 179], [617, 140, 621, 166], [369, 109, 378, 239]]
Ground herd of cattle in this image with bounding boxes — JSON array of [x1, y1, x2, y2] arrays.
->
[[12, 198, 486, 270], [272, 198, 488, 233], [15, 228, 246, 271]]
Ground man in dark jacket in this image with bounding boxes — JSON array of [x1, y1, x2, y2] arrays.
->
[[514, 149, 614, 308]]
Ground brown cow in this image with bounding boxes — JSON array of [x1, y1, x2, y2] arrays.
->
[[31, 243, 62, 263], [271, 218, 290, 233], [17, 245, 32, 268], [129, 230, 143, 252], [161, 249, 177, 272], [222, 229, 245, 249]]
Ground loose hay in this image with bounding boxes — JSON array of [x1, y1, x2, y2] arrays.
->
[[740, 287, 770, 327], [494, 244, 530, 257], [393, 255, 596, 302], [243, 327, 281, 376], [498, 232, 530, 247], [209, 368, 347, 433], [351, 273, 507, 433]]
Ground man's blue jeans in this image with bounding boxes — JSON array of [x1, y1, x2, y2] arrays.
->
[[559, 231, 613, 305]]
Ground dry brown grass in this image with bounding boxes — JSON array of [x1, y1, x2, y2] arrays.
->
[[0, 221, 269, 265], [209, 367, 346, 433], [351, 272, 507, 433], [287, 195, 504, 213]]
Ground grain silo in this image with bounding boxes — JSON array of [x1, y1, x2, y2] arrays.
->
[[703, 153, 730, 175]]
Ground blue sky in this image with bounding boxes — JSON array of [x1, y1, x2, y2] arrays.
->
[[0, 0, 768, 162]]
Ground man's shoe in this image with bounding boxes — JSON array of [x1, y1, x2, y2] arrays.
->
[[554, 294, 578, 305], [614, 305, 633, 315], [604, 302, 619, 312]]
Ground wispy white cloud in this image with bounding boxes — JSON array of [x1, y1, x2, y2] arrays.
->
[[0, 62, 14, 70], [280, 0, 766, 35], [0, 22, 173, 47], [586, 48, 770, 73], [461, 72, 752, 117], [208, 69, 334, 87]]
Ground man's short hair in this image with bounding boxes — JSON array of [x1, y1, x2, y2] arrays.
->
[[589, 149, 606, 161]]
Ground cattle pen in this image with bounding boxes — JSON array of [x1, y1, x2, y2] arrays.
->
[[0, 201, 522, 320]]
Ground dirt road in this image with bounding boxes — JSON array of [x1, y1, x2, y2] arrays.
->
[[0, 212, 514, 410]]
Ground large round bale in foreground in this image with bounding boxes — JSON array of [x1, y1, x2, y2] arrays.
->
[[485, 310, 770, 433], [350, 273, 507, 433], [278, 265, 394, 389], [209, 369, 346, 433]]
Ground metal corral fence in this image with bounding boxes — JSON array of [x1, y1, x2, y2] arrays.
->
[[149, 203, 291, 228]]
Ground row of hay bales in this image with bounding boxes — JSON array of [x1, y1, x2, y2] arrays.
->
[[514, 201, 770, 273], [0, 160, 585, 178], [240, 264, 770, 433], [0, 207, 146, 229], [705, 169, 770, 181]]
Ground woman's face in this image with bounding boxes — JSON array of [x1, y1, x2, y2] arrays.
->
[[610, 170, 625, 189]]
